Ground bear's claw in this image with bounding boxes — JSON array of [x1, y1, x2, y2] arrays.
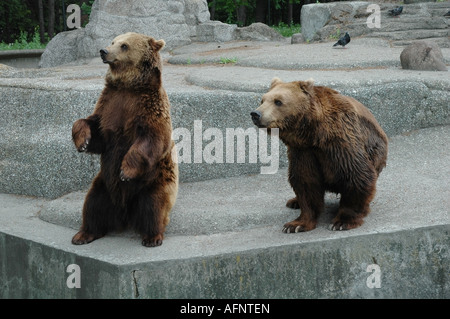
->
[[329, 218, 363, 231], [282, 225, 309, 233], [282, 225, 304, 233], [78, 139, 89, 152], [119, 170, 131, 182]]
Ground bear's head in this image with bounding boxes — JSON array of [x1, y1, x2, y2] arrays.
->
[[100, 32, 165, 89], [251, 77, 317, 130]]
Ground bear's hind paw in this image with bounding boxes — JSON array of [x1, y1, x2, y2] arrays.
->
[[329, 219, 363, 231], [71, 230, 102, 245]]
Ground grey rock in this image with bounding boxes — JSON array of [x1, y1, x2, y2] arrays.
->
[[196, 21, 237, 42], [400, 40, 448, 71], [300, 3, 331, 42], [39, 29, 86, 68], [291, 33, 304, 44], [300, 1, 450, 47], [40, 0, 210, 67], [236, 22, 284, 41]]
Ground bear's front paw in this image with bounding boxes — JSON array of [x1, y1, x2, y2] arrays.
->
[[77, 139, 90, 152], [72, 120, 91, 152], [120, 156, 141, 181]]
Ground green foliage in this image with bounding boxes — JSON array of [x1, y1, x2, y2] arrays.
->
[[81, 0, 95, 16], [272, 22, 301, 37], [0, 0, 34, 44], [219, 57, 238, 64], [0, 27, 47, 51], [329, 28, 341, 40]]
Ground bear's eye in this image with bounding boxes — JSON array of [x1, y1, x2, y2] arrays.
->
[[260, 99, 264, 105], [121, 44, 128, 50], [274, 99, 282, 106]]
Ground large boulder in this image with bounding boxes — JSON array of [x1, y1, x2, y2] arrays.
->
[[400, 41, 448, 71], [40, 0, 210, 67]]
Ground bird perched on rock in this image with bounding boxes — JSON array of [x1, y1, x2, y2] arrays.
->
[[333, 32, 350, 48], [389, 6, 403, 17], [444, 10, 450, 17]]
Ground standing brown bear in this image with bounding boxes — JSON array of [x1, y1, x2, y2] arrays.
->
[[72, 32, 178, 247], [251, 78, 388, 233]]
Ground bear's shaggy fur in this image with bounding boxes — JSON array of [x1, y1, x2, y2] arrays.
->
[[72, 32, 178, 247], [251, 77, 388, 232]]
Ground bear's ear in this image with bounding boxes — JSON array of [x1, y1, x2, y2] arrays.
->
[[270, 77, 282, 89], [151, 39, 165, 52], [299, 78, 314, 94]]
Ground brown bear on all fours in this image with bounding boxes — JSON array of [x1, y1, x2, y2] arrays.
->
[[72, 32, 178, 247], [251, 77, 388, 232]]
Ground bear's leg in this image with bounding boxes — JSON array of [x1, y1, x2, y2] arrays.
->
[[331, 184, 376, 231], [132, 182, 177, 247], [283, 149, 324, 233], [72, 175, 115, 245], [283, 186, 324, 233]]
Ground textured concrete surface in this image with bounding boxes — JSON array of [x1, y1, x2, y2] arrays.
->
[[1, 38, 449, 198]]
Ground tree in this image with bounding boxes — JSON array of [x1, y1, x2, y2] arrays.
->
[[0, 0, 33, 43], [48, 0, 55, 39], [236, 1, 248, 26], [38, 0, 45, 43], [255, 0, 267, 23]]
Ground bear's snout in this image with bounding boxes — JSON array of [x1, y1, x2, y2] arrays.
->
[[250, 110, 262, 125], [100, 49, 109, 63]]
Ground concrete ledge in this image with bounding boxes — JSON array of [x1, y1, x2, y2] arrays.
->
[[0, 49, 45, 59], [0, 49, 44, 68], [1, 126, 448, 298]]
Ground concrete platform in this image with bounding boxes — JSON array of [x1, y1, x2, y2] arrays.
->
[[1, 37, 449, 299], [1, 125, 449, 298]]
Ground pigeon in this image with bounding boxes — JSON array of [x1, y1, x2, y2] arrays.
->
[[389, 6, 403, 17], [333, 32, 350, 48]]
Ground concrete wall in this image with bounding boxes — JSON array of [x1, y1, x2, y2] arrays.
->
[[1, 224, 448, 298]]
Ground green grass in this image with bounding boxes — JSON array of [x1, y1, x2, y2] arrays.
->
[[0, 28, 47, 51], [219, 57, 238, 64], [271, 22, 301, 38]]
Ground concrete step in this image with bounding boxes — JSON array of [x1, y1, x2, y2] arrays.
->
[[1, 125, 449, 298]]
